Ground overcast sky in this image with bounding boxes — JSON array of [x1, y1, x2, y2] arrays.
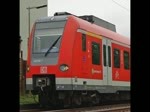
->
[[48, 0, 130, 38]]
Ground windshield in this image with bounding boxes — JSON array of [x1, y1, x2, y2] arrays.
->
[[33, 34, 61, 53], [31, 20, 67, 65], [32, 21, 66, 54]]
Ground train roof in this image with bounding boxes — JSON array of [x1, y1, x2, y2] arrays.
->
[[35, 15, 69, 22], [69, 15, 130, 46], [35, 14, 130, 46]]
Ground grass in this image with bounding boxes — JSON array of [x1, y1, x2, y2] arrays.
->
[[20, 94, 38, 105]]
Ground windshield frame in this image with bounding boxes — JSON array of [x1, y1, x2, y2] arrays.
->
[[31, 20, 67, 54]]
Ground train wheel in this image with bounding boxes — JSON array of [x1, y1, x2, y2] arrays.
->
[[72, 94, 82, 107], [91, 93, 100, 105]]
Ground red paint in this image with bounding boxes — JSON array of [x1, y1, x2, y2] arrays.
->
[[71, 32, 103, 80], [112, 43, 130, 81], [26, 15, 130, 84]]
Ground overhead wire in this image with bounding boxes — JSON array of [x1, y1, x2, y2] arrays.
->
[[112, 0, 130, 12]]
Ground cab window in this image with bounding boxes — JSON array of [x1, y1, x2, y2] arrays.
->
[[82, 34, 86, 51]]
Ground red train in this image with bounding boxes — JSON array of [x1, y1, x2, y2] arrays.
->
[[26, 12, 130, 106]]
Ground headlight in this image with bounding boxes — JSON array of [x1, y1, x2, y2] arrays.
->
[[59, 64, 69, 72], [26, 65, 30, 72]]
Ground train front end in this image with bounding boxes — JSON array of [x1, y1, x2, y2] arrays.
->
[[26, 15, 69, 105]]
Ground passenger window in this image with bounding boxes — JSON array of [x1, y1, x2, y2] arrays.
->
[[124, 51, 129, 69], [114, 48, 120, 68], [92, 42, 100, 65]]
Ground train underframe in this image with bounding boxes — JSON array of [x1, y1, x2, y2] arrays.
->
[[31, 86, 130, 107], [31, 75, 130, 107]]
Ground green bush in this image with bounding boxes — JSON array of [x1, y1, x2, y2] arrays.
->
[[20, 94, 38, 105]]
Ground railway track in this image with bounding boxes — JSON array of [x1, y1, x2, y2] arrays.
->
[[20, 103, 130, 112], [20, 103, 40, 110]]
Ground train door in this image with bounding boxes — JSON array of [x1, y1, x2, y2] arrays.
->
[[90, 36, 103, 81], [102, 37, 112, 85]]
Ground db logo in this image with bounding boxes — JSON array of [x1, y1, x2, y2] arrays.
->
[[40, 66, 47, 73]]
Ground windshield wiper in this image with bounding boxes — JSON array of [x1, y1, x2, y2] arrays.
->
[[45, 36, 61, 57]]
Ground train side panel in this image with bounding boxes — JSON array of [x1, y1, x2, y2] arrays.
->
[[72, 29, 105, 90], [71, 29, 130, 92], [111, 41, 130, 87]]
